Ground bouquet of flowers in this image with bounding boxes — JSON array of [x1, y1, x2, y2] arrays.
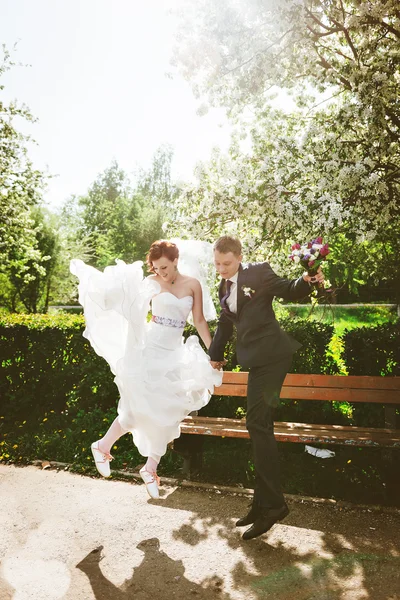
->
[[289, 236, 330, 276]]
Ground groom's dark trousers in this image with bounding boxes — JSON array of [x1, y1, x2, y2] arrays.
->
[[209, 261, 311, 510], [247, 355, 292, 509]]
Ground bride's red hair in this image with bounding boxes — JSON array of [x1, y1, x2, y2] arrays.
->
[[146, 240, 179, 273]]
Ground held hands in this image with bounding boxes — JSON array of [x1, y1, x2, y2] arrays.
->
[[302, 266, 324, 285], [210, 360, 227, 370]]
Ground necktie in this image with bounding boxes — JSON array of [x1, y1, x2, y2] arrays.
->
[[220, 279, 233, 311]]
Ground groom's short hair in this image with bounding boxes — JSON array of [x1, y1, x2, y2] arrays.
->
[[213, 236, 242, 257]]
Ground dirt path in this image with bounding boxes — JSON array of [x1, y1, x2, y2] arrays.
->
[[1, 464, 400, 600]]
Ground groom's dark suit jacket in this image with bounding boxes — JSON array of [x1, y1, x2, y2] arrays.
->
[[209, 262, 311, 368]]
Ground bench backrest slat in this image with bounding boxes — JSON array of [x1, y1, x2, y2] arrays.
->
[[281, 386, 400, 404], [285, 374, 400, 390], [220, 372, 400, 390], [214, 373, 400, 403]]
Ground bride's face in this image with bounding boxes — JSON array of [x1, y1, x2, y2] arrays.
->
[[152, 256, 178, 283]]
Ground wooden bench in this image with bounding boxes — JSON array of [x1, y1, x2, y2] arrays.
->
[[179, 373, 400, 472]]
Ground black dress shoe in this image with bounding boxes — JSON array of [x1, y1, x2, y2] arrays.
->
[[235, 504, 260, 527], [242, 503, 289, 540]]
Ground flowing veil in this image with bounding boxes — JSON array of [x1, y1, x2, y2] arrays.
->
[[171, 238, 217, 322]]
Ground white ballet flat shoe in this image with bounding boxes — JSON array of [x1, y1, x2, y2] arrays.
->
[[91, 441, 113, 477], [139, 467, 160, 499]]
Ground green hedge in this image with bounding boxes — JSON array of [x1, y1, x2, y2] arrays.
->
[[343, 322, 400, 377], [0, 314, 116, 423], [1, 313, 337, 426], [342, 322, 400, 428], [1, 314, 398, 429]]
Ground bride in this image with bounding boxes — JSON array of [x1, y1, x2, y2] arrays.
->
[[70, 239, 223, 499]]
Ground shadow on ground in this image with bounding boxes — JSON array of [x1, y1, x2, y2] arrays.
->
[[76, 486, 400, 600], [76, 539, 231, 600]]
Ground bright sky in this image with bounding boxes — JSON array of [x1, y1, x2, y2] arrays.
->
[[0, 0, 231, 207]]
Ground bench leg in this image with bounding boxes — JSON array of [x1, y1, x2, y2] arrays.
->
[[382, 448, 400, 505], [382, 406, 399, 504], [174, 434, 204, 479], [384, 405, 397, 429], [182, 453, 192, 478], [171, 412, 204, 479]]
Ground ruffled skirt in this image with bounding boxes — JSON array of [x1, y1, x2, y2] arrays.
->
[[116, 323, 221, 460]]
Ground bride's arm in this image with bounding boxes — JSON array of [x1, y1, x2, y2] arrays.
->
[[191, 279, 213, 350]]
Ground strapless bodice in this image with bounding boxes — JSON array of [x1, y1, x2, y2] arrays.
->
[[151, 292, 193, 322]]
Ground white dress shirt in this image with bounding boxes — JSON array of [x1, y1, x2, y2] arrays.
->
[[226, 271, 239, 314]]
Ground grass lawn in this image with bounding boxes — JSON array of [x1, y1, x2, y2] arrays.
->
[[279, 303, 398, 336]]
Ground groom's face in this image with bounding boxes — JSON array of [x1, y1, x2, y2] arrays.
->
[[213, 250, 242, 280]]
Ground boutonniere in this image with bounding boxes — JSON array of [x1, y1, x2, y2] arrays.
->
[[241, 285, 255, 298]]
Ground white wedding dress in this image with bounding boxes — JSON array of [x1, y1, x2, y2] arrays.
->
[[70, 258, 222, 460]]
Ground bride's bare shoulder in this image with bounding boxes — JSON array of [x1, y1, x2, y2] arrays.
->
[[184, 275, 201, 292], [182, 274, 198, 285]]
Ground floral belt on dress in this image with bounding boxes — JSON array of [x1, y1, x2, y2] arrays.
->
[[151, 315, 186, 329]]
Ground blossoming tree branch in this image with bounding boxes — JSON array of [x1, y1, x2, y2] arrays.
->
[[168, 0, 400, 271]]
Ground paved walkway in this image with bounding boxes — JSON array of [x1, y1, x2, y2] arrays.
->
[[1, 464, 400, 600]]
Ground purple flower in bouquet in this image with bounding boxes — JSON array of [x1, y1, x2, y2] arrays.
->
[[289, 236, 330, 276]]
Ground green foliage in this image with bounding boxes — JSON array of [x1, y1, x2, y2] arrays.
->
[[327, 231, 400, 302], [0, 50, 45, 263], [6, 207, 61, 313], [276, 318, 343, 425], [65, 147, 176, 270], [0, 313, 116, 423], [135, 144, 177, 210], [75, 161, 137, 266], [48, 203, 94, 307], [0, 48, 50, 312], [282, 318, 337, 375], [0, 404, 183, 476], [0, 406, 138, 468], [52, 147, 178, 308], [342, 322, 400, 427], [343, 322, 400, 377]]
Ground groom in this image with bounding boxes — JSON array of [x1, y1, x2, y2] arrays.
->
[[209, 236, 324, 540]]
